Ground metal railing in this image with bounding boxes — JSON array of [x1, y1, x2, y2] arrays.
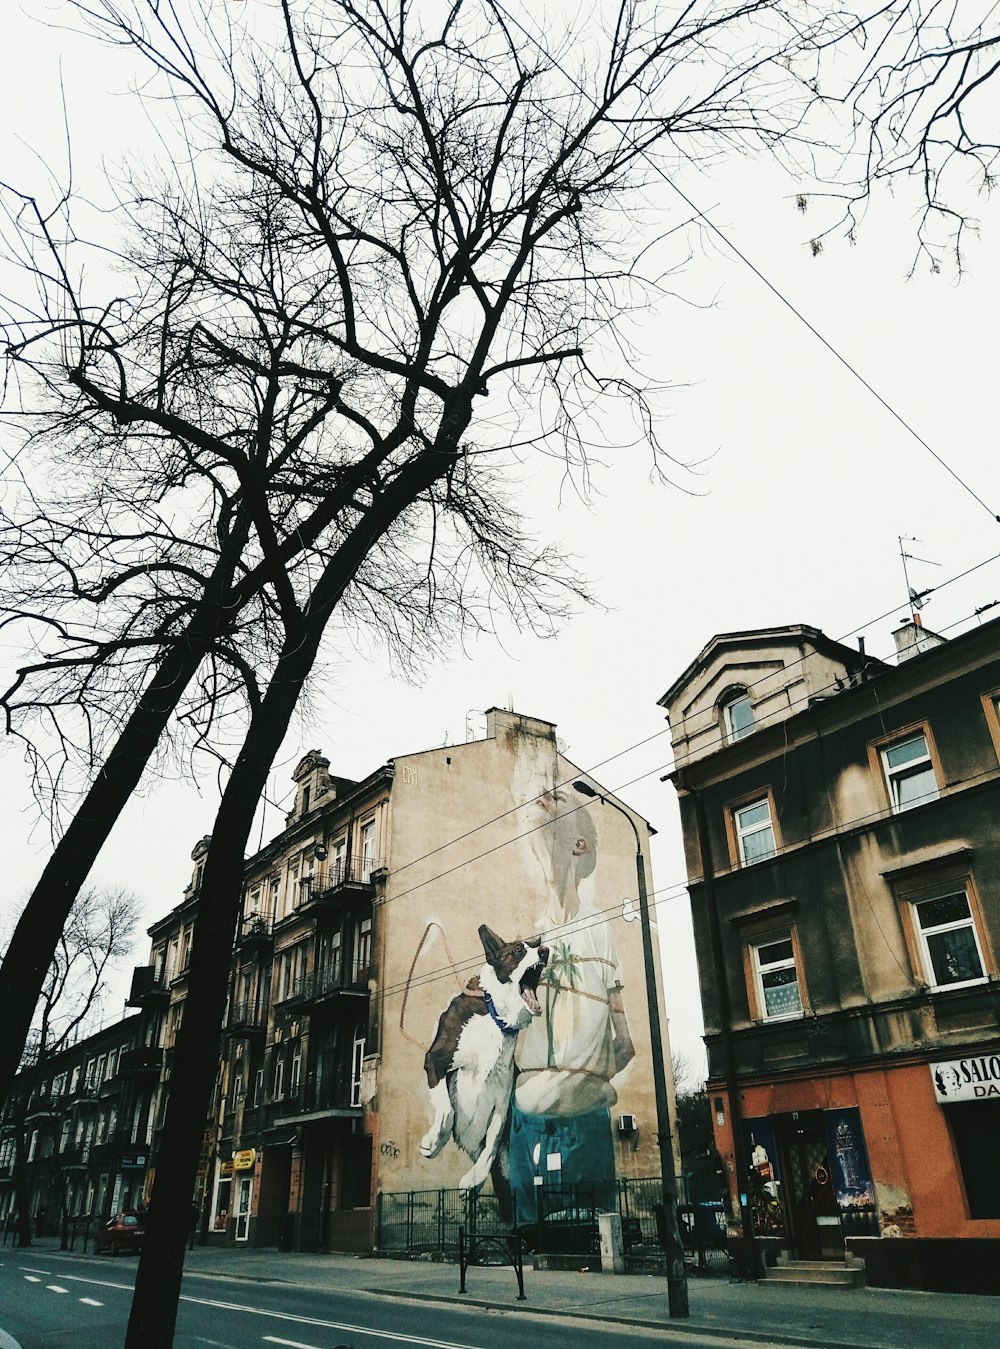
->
[[378, 1179, 680, 1268]]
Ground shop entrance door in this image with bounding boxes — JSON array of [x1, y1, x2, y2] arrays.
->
[[235, 1174, 253, 1243], [774, 1114, 844, 1260]]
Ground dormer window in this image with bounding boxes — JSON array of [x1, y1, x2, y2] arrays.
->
[[723, 690, 755, 743]]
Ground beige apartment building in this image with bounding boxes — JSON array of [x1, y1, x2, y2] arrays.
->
[[207, 707, 676, 1252]]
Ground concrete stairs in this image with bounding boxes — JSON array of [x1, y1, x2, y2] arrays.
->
[[767, 1252, 866, 1289]]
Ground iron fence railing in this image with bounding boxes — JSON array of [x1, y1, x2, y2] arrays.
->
[[377, 1177, 732, 1275]]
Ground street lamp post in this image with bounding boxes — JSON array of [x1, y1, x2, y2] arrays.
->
[[573, 780, 689, 1318]]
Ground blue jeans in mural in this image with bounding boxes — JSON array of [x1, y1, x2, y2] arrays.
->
[[508, 1101, 617, 1223]]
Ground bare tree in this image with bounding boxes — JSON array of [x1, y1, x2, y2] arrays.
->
[[5, 885, 140, 1248], [0, 1, 899, 1340]]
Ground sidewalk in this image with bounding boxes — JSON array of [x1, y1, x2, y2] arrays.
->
[[16, 1237, 1000, 1348]]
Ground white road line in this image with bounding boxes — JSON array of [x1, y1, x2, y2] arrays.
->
[[18, 1268, 52, 1276], [46, 1285, 69, 1294], [22, 1276, 42, 1283], [174, 1294, 483, 1349], [79, 1298, 104, 1307]]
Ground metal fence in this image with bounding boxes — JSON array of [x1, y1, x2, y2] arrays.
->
[[377, 1177, 732, 1275]]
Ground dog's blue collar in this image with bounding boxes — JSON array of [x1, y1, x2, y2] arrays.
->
[[483, 990, 521, 1036]]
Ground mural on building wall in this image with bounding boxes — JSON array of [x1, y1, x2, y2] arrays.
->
[[414, 736, 637, 1221]]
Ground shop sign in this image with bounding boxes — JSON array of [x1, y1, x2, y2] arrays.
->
[[233, 1148, 256, 1171], [120, 1153, 146, 1170], [931, 1055, 1000, 1103], [219, 1159, 234, 1178]]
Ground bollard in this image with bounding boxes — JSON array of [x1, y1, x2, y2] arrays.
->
[[598, 1212, 625, 1275]]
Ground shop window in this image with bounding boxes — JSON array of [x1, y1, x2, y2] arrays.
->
[[870, 725, 941, 814], [750, 936, 804, 1020], [730, 796, 778, 865], [949, 1101, 1000, 1219], [914, 891, 986, 990], [722, 689, 755, 744]]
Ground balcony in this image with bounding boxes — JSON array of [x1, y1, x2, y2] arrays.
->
[[272, 1068, 361, 1122], [275, 964, 369, 1014], [119, 1045, 164, 1077], [227, 1000, 268, 1037], [296, 858, 378, 911], [127, 965, 170, 1007], [237, 911, 275, 952], [25, 1094, 57, 1121]]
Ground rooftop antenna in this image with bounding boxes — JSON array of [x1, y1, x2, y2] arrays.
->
[[898, 535, 940, 625]]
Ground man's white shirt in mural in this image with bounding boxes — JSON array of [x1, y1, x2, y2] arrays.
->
[[514, 901, 624, 1116]]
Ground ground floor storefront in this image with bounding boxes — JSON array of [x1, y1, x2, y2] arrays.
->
[[711, 1053, 1000, 1293]]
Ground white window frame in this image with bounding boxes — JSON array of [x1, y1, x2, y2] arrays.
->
[[880, 731, 939, 813], [734, 798, 777, 865], [723, 691, 755, 743], [289, 1049, 301, 1098], [914, 890, 987, 992], [273, 1055, 285, 1101], [360, 819, 376, 881], [751, 936, 804, 1021], [350, 1027, 366, 1108]]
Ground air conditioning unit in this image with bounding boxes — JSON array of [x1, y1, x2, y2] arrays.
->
[[618, 1114, 637, 1135]]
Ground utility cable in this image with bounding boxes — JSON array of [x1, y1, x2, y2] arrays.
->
[[493, 3, 1000, 526]]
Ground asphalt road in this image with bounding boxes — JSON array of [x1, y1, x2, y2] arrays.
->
[[0, 1249, 807, 1349]]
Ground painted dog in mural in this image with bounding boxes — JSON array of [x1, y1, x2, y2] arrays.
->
[[420, 924, 548, 1194]]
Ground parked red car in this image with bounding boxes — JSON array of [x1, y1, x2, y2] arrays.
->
[[94, 1210, 146, 1255]]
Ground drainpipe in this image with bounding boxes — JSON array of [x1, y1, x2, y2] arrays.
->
[[680, 778, 762, 1279]]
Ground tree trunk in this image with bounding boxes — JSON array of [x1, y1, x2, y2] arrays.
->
[[125, 443, 462, 1347]]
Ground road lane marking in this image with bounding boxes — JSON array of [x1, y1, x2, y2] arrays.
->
[[22, 1276, 42, 1283], [173, 1295, 484, 1349], [46, 1285, 69, 1294], [19, 1268, 52, 1275], [79, 1298, 104, 1307]]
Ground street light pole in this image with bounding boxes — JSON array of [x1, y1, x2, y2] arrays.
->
[[573, 780, 689, 1318]]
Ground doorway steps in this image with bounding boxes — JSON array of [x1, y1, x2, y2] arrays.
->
[[768, 1253, 866, 1289]]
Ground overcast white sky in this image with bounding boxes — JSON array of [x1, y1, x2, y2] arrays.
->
[[3, 3, 999, 1076]]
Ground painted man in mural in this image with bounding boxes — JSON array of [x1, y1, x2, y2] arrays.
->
[[508, 779, 634, 1220]]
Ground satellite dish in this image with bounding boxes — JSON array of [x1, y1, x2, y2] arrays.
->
[[908, 587, 926, 610]]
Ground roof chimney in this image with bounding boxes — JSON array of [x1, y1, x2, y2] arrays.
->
[[892, 618, 947, 663]]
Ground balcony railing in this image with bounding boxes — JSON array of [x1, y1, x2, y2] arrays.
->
[[297, 857, 380, 906], [127, 965, 170, 1006], [119, 1045, 164, 1076], [274, 964, 369, 1010], [227, 1000, 268, 1035], [237, 912, 275, 947]]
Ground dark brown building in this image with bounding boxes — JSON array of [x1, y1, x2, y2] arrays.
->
[[660, 618, 1000, 1293]]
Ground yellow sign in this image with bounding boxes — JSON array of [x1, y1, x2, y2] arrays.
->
[[220, 1159, 234, 1177], [233, 1149, 256, 1172]]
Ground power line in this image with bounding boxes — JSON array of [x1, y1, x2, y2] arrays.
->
[[493, 4, 1000, 527]]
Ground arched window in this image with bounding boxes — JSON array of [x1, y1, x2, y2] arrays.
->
[[722, 690, 755, 743]]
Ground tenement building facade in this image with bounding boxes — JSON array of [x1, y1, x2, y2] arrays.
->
[[660, 618, 1000, 1293]]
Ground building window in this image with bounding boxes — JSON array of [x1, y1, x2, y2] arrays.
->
[[722, 690, 755, 743], [253, 1069, 263, 1108], [354, 915, 372, 981], [733, 798, 777, 865], [914, 892, 986, 990], [273, 1055, 285, 1101], [879, 729, 939, 812], [289, 1048, 301, 1098], [360, 820, 376, 881], [350, 1026, 366, 1108], [751, 936, 803, 1020]]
